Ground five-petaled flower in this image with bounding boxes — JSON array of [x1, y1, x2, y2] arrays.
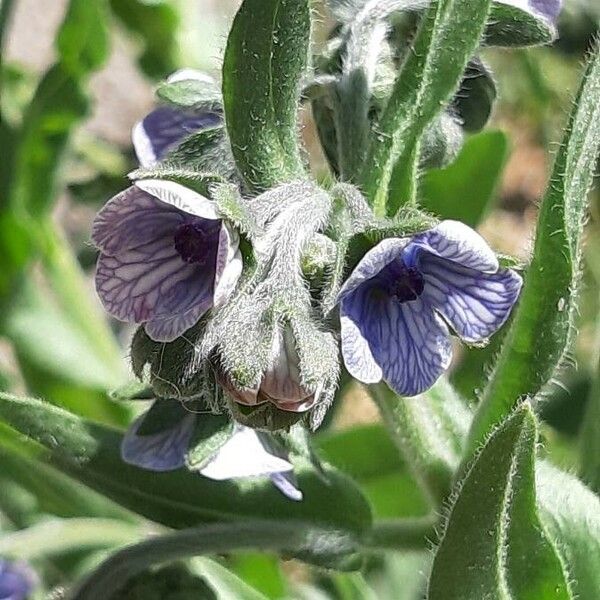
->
[[121, 403, 302, 501], [92, 179, 242, 342], [337, 220, 522, 396], [132, 69, 221, 167], [0, 558, 37, 600], [218, 327, 320, 413]]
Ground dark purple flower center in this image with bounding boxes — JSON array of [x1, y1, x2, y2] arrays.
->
[[382, 258, 425, 303], [174, 222, 213, 264]]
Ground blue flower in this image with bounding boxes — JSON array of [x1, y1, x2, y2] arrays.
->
[[132, 70, 221, 167], [0, 559, 36, 600], [121, 404, 303, 501], [92, 179, 242, 342], [338, 221, 522, 396]]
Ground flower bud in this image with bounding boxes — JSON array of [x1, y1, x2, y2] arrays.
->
[[218, 327, 320, 415]]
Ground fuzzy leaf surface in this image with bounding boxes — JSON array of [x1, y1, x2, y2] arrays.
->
[[222, 0, 309, 190], [428, 405, 570, 600], [466, 45, 600, 457]]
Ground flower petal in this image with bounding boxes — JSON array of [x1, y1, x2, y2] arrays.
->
[[269, 472, 303, 501], [121, 409, 196, 471], [213, 223, 242, 307], [337, 238, 408, 302], [167, 69, 215, 84], [0, 560, 37, 600], [421, 254, 523, 343], [199, 426, 293, 480], [340, 287, 384, 384], [95, 234, 216, 341], [133, 105, 221, 167], [342, 285, 452, 396], [135, 179, 220, 220], [410, 220, 499, 273], [92, 186, 184, 255]]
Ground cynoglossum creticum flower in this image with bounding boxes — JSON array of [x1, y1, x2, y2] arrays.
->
[[120, 400, 302, 500], [92, 179, 242, 342], [217, 326, 320, 414], [338, 220, 522, 396], [132, 69, 221, 168], [0, 558, 37, 600]]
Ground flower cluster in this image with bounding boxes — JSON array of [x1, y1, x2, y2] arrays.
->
[[92, 69, 522, 497]]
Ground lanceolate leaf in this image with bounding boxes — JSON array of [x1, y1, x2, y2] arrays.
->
[[0, 394, 372, 536], [421, 130, 508, 227], [222, 0, 309, 191], [579, 366, 600, 494], [536, 461, 600, 600], [466, 45, 600, 458], [359, 0, 493, 215], [428, 404, 570, 600]]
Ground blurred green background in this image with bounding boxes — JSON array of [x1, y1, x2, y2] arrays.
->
[[0, 0, 598, 597]]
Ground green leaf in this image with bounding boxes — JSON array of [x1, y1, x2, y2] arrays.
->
[[317, 424, 430, 519], [71, 521, 362, 600], [421, 130, 508, 227], [579, 365, 600, 492], [485, 3, 557, 47], [0, 517, 142, 560], [359, 0, 493, 215], [428, 404, 571, 600], [56, 0, 109, 76], [194, 557, 271, 600], [465, 44, 600, 458], [228, 554, 287, 600], [372, 378, 471, 505], [185, 416, 235, 470], [222, 0, 309, 191], [108, 0, 179, 79], [0, 393, 372, 537], [537, 461, 600, 600], [0, 444, 133, 522]]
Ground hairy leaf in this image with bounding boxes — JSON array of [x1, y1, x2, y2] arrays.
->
[[428, 404, 570, 599], [222, 0, 309, 190], [359, 0, 493, 215], [0, 394, 372, 537], [466, 45, 600, 457], [537, 461, 600, 600], [421, 130, 508, 227]]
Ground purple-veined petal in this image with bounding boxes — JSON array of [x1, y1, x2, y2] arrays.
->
[[135, 179, 220, 220], [95, 232, 217, 341], [421, 254, 523, 343], [340, 287, 384, 384], [133, 105, 221, 167], [92, 186, 184, 255], [409, 220, 499, 273], [337, 238, 408, 302], [121, 410, 196, 471], [341, 285, 452, 396], [198, 426, 293, 480], [269, 471, 303, 501], [213, 223, 242, 307]]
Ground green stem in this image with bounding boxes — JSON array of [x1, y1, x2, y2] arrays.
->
[[371, 380, 470, 507], [39, 220, 125, 377], [365, 517, 437, 551], [71, 521, 359, 600]]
